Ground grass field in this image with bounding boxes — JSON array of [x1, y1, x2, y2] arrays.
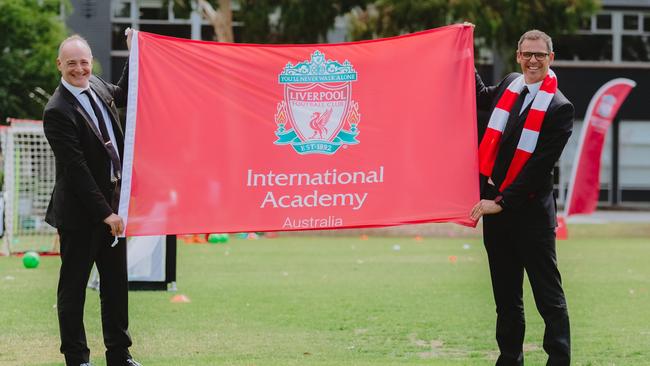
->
[[1, 225, 649, 365]]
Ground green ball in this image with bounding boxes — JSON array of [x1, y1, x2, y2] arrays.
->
[[207, 233, 230, 244], [23, 251, 40, 269]]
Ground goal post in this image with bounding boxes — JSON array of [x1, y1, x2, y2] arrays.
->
[[1, 119, 57, 255]]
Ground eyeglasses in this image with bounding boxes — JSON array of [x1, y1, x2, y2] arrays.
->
[[519, 51, 549, 60]]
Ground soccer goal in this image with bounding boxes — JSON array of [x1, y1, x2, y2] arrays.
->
[[1, 118, 57, 255]]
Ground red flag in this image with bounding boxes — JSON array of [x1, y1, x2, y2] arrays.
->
[[119, 25, 479, 236], [564, 78, 635, 217]]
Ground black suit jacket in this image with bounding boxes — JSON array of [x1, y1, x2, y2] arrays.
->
[[476, 72, 574, 228], [43, 72, 128, 230]]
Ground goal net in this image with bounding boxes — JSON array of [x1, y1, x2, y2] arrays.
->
[[1, 119, 57, 255]]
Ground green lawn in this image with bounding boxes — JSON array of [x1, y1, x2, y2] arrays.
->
[[1, 228, 649, 365]]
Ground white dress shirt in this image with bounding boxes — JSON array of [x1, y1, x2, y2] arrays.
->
[[60, 78, 121, 159]]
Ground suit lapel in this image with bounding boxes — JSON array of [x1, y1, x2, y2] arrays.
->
[[59, 84, 105, 145], [89, 79, 125, 155], [90, 79, 124, 141]]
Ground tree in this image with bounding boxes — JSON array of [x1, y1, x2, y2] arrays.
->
[[0, 0, 68, 123], [272, 0, 369, 43], [348, 0, 600, 75], [172, 0, 369, 44], [197, 0, 234, 43], [348, 0, 455, 40]]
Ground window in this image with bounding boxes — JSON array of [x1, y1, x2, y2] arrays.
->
[[596, 14, 611, 30], [110, 57, 128, 84], [202, 25, 216, 42], [109, 0, 242, 79], [140, 24, 191, 38], [556, 11, 650, 64], [555, 34, 612, 61], [139, 0, 167, 20], [622, 35, 650, 61], [624, 14, 640, 31], [110, 0, 203, 78], [112, 23, 131, 51], [172, 2, 191, 20], [578, 16, 591, 31], [113, 0, 130, 19]]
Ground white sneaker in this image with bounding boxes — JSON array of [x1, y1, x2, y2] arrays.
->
[[126, 359, 142, 366]]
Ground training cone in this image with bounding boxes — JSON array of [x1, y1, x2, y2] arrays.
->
[[556, 215, 568, 240], [182, 234, 207, 244], [170, 294, 191, 303], [23, 251, 40, 269]]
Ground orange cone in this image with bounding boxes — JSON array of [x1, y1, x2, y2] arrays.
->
[[556, 215, 568, 240], [170, 294, 191, 303]]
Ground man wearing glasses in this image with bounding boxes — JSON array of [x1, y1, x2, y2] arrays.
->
[[472, 30, 573, 365]]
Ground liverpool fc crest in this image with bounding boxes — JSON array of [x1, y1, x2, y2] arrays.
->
[[274, 50, 361, 155]]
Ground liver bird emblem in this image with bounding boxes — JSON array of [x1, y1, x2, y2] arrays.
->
[[309, 108, 333, 139]]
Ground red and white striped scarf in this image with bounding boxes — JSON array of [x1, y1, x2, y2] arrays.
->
[[478, 69, 557, 191]]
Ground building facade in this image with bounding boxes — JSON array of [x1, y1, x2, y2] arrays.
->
[[553, 0, 650, 207]]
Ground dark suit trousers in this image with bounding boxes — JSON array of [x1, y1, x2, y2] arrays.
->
[[57, 224, 132, 366], [483, 214, 570, 366]]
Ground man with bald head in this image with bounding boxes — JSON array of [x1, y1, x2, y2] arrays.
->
[[43, 33, 141, 366]]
